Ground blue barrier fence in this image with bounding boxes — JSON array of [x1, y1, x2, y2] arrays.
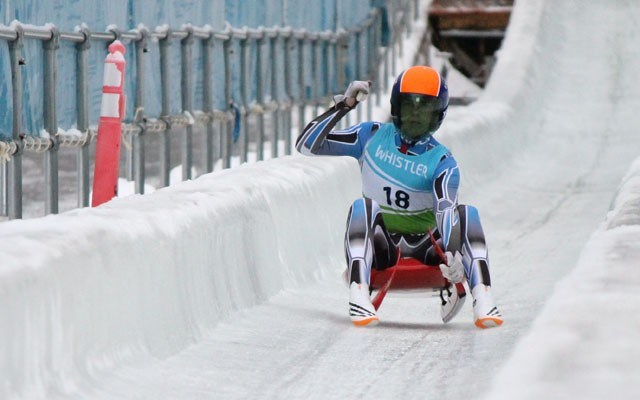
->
[[0, 0, 417, 219]]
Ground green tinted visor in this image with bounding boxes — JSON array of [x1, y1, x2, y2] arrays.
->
[[398, 94, 447, 141]]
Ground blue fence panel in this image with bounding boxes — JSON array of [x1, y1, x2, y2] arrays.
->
[[129, 0, 226, 118], [0, 0, 130, 138], [0, 0, 378, 139], [0, 0, 129, 31], [0, 0, 404, 219]]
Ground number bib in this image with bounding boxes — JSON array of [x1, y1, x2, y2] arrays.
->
[[360, 123, 449, 234]]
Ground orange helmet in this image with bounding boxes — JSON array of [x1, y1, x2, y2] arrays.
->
[[390, 66, 449, 142]]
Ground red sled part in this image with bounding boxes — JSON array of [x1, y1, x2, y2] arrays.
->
[[370, 257, 465, 311]]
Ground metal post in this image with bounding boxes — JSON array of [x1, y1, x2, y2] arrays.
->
[[297, 36, 306, 137], [239, 35, 249, 163], [405, 0, 413, 36], [339, 34, 352, 127], [329, 37, 337, 95], [355, 30, 362, 79], [398, 2, 406, 59], [283, 32, 293, 155], [1, 161, 6, 216], [134, 27, 148, 193], [121, 27, 133, 185], [125, 126, 133, 182], [375, 12, 383, 107], [310, 35, 318, 117], [76, 26, 91, 207], [366, 23, 374, 121], [222, 36, 233, 169], [321, 37, 330, 105], [355, 30, 362, 121], [424, 23, 431, 67], [382, 17, 394, 92], [181, 26, 194, 179], [391, 10, 398, 80], [43, 26, 60, 215], [7, 25, 24, 219], [269, 35, 279, 158], [202, 31, 215, 172], [159, 29, 172, 186], [255, 33, 266, 161], [337, 33, 347, 97]]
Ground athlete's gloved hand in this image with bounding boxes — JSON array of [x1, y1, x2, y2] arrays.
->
[[439, 251, 465, 284], [333, 80, 371, 109]]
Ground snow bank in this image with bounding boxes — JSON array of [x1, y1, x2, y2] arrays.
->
[[0, 155, 361, 398], [483, 156, 640, 400]]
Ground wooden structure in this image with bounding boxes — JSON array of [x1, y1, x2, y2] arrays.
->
[[429, 0, 513, 87]]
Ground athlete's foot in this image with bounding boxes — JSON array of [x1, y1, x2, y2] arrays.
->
[[472, 284, 503, 329], [349, 282, 379, 326]]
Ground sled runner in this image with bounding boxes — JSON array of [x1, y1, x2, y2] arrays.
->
[[369, 231, 467, 322], [370, 258, 463, 304]]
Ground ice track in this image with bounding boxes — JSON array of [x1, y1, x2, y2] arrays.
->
[[2, 0, 640, 398]]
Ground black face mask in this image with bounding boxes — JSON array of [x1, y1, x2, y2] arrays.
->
[[397, 94, 446, 142]]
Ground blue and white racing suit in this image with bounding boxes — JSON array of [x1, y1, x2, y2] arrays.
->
[[295, 105, 492, 290]]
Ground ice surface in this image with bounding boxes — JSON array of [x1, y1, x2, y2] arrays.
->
[[1, 0, 640, 398]]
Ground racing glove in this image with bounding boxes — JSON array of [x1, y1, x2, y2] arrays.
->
[[439, 251, 465, 284], [333, 80, 370, 109]]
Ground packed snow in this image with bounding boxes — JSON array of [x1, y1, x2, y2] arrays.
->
[[1, 0, 639, 398]]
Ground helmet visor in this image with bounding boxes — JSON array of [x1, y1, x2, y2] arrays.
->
[[399, 94, 445, 141]]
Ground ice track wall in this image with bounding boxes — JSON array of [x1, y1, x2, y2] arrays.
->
[[438, 0, 550, 188], [0, 155, 361, 398], [483, 155, 640, 400]]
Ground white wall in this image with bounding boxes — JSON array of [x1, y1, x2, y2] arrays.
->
[[0, 155, 361, 397]]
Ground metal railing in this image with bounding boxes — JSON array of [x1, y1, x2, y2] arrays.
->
[[0, 0, 418, 220]]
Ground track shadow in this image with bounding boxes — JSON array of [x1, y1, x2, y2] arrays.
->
[[270, 300, 472, 331], [375, 320, 470, 331]]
